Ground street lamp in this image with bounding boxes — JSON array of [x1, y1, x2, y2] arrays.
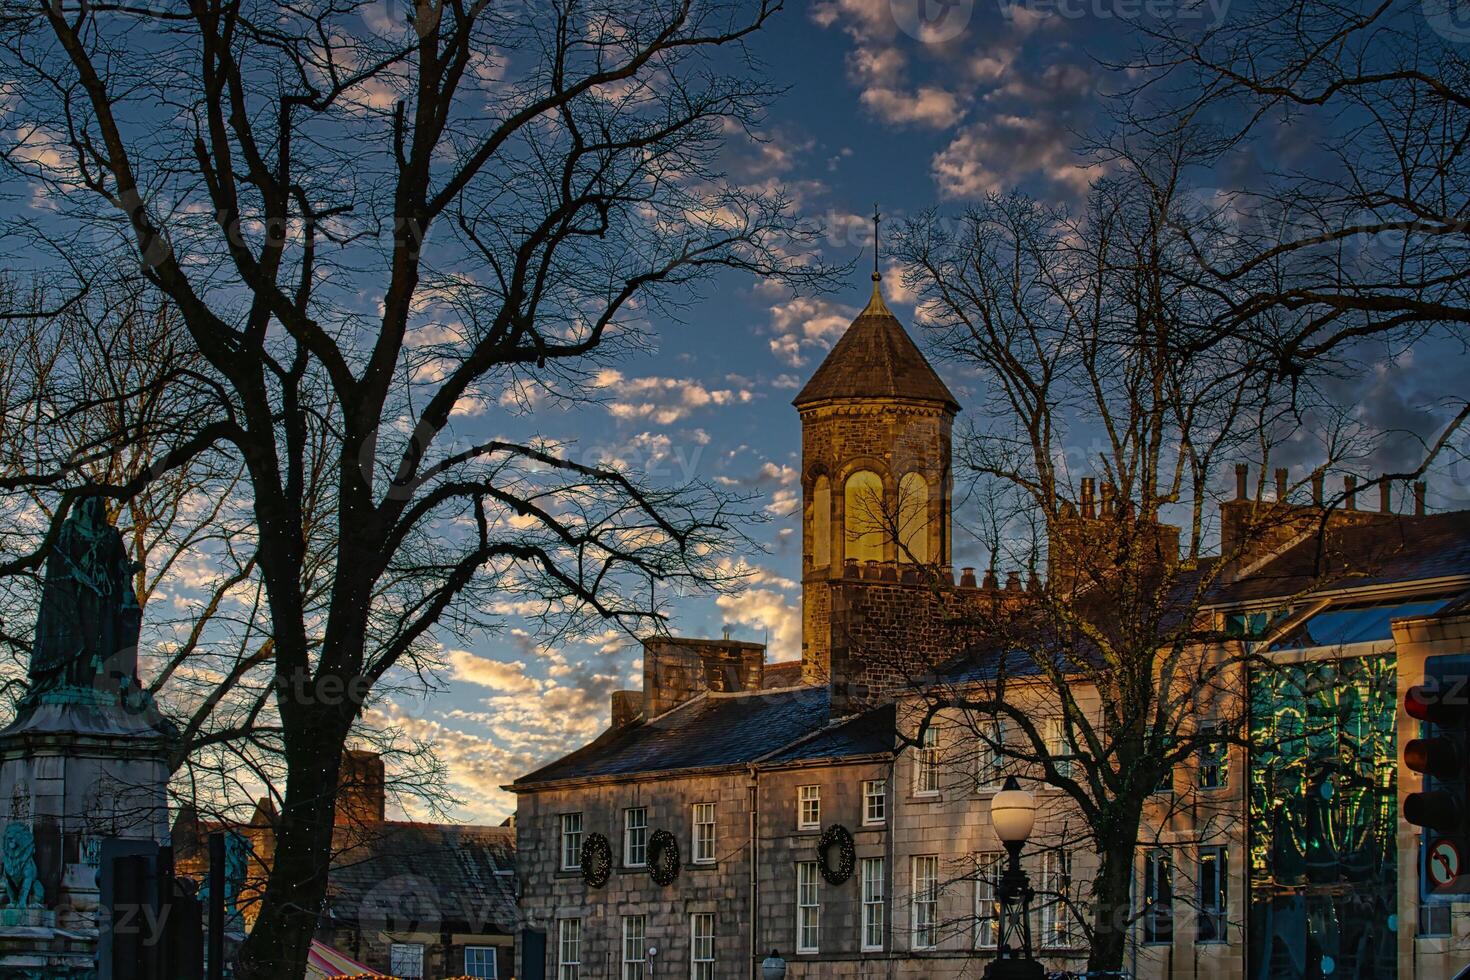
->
[[985, 776, 1044, 980], [761, 949, 787, 980]]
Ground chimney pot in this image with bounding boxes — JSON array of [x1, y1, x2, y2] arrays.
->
[[1312, 469, 1325, 506], [1102, 483, 1116, 517], [1005, 570, 1022, 591], [1415, 481, 1428, 516], [1345, 475, 1357, 510], [1027, 571, 1042, 593], [1379, 480, 1392, 514], [1080, 478, 1096, 519], [982, 567, 999, 590], [1235, 463, 1249, 500], [960, 567, 977, 588], [1275, 467, 1289, 501]]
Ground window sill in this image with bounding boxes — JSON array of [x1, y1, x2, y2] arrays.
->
[[910, 792, 940, 801], [795, 949, 820, 956], [861, 820, 886, 828]]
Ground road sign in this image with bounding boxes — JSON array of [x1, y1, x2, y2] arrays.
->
[[1429, 839, 1462, 889]]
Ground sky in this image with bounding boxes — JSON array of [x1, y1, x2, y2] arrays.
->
[[356, 0, 1470, 825]]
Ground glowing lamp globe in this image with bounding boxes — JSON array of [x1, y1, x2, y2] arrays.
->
[[990, 775, 1036, 844]]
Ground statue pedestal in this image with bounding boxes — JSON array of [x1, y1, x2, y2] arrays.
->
[[0, 690, 173, 976]]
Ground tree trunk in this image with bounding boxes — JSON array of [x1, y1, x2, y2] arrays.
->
[[1088, 815, 1141, 974], [234, 708, 351, 980]]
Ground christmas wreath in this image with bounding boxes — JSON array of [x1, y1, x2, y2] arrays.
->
[[581, 832, 612, 888], [816, 824, 855, 885], [648, 829, 681, 885]]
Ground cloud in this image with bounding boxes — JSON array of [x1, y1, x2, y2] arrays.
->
[[596, 369, 754, 424], [446, 650, 541, 695], [767, 297, 854, 367], [860, 86, 964, 128], [932, 112, 1098, 199], [716, 586, 801, 661]]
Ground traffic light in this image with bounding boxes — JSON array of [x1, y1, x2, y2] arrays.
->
[[1404, 654, 1470, 896]]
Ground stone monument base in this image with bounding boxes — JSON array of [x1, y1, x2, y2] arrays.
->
[[0, 906, 97, 978]]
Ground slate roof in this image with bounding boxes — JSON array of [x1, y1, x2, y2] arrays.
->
[[792, 280, 959, 411], [514, 685, 896, 787], [325, 822, 518, 934], [762, 701, 897, 764]]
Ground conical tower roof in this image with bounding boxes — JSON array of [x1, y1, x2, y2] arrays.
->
[[792, 276, 959, 412]]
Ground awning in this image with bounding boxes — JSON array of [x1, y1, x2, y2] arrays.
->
[[306, 939, 383, 978]]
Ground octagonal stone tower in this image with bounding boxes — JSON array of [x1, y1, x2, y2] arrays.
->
[[794, 274, 960, 688]]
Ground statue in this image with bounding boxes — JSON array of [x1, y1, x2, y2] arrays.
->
[[27, 498, 143, 703], [0, 824, 43, 908], [198, 830, 253, 924]]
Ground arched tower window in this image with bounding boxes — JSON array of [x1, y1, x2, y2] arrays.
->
[[898, 472, 930, 563], [844, 470, 886, 563], [812, 476, 831, 568]]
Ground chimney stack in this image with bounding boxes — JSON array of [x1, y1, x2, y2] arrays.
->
[[1101, 483, 1116, 517], [1275, 467, 1289, 502], [1080, 478, 1095, 519], [1415, 481, 1427, 516], [1312, 469, 1325, 506], [982, 567, 999, 590], [1235, 463, 1249, 500], [1379, 480, 1392, 514], [1345, 475, 1357, 510]]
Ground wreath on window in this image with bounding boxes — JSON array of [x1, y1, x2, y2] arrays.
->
[[581, 833, 612, 888], [816, 824, 855, 885], [648, 829, 681, 886]]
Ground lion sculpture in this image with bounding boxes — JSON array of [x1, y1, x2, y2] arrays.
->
[[1, 824, 43, 908]]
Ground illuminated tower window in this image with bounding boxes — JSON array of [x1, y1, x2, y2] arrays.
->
[[898, 472, 930, 563], [812, 476, 831, 568], [844, 470, 885, 563]]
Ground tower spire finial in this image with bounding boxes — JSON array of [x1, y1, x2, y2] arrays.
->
[[872, 204, 881, 281]]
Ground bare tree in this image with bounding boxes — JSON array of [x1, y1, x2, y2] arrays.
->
[[891, 176, 1373, 972], [0, 1, 827, 974], [1127, 0, 1470, 476]]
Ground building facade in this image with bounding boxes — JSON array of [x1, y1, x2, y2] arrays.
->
[[511, 277, 1470, 980]]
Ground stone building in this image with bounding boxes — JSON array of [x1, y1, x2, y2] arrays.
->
[[175, 750, 519, 979], [511, 276, 1470, 980]]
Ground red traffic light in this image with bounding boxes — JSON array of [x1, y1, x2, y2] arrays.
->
[[1407, 684, 1451, 723]]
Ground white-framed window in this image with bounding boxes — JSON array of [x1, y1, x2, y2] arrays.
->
[[861, 856, 885, 951], [977, 719, 1006, 788], [797, 785, 821, 829], [560, 812, 583, 870], [389, 943, 425, 979], [914, 725, 941, 795], [796, 861, 821, 953], [557, 918, 582, 980], [624, 806, 648, 867], [1143, 849, 1173, 945], [911, 854, 940, 949], [691, 911, 715, 979], [1197, 846, 1227, 943], [974, 852, 1001, 950], [1045, 717, 1073, 779], [622, 914, 647, 980], [692, 802, 716, 864], [863, 779, 886, 825], [465, 946, 497, 979], [1039, 850, 1075, 948]]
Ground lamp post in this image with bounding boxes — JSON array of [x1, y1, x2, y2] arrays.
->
[[985, 776, 1045, 980], [761, 949, 787, 980]]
